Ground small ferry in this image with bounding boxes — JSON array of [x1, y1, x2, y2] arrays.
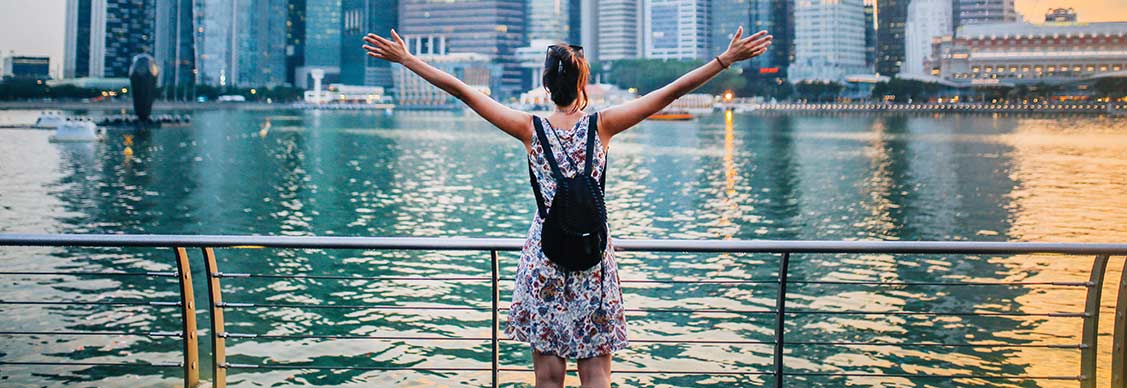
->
[[648, 110, 694, 121]]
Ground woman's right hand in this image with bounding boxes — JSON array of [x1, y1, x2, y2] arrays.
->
[[719, 26, 773, 65], [362, 29, 412, 64]]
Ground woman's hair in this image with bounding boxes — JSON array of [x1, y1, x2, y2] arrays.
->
[[543, 44, 589, 112]]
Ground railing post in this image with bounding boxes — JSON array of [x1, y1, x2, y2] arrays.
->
[[1081, 255, 1110, 388], [1113, 256, 1127, 388], [173, 248, 200, 387], [202, 248, 227, 388], [490, 250, 500, 388], [773, 252, 790, 388]]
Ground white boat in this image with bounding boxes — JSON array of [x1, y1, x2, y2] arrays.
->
[[34, 111, 67, 129], [49, 120, 104, 143]]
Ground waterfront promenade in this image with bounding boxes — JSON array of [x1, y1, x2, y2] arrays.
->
[[2, 109, 1126, 386]]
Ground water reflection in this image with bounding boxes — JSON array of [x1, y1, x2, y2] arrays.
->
[[0, 110, 1125, 386]]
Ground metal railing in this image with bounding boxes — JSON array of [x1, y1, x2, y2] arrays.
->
[[1, 234, 1126, 387]]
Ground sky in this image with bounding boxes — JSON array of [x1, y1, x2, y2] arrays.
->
[[0, 0, 1125, 79]]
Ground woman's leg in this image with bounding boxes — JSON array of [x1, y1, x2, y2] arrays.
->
[[576, 354, 612, 388], [532, 349, 566, 388]]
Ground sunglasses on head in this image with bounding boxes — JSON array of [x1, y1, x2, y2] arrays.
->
[[547, 44, 584, 56]]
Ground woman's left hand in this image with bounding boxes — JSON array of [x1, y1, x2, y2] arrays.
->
[[362, 29, 411, 64]]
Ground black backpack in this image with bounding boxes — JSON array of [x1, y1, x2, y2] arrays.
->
[[528, 113, 609, 272]]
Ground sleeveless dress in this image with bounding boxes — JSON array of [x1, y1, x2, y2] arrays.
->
[[504, 113, 630, 359]]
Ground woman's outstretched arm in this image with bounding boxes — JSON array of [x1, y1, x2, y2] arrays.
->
[[599, 27, 773, 137], [363, 30, 532, 143]]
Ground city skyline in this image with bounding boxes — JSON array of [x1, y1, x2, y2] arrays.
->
[[1, 0, 1124, 81]]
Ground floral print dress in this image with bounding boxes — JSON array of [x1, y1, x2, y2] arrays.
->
[[504, 113, 629, 359]]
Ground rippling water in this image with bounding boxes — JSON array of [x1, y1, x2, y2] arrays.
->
[[1, 109, 1125, 387]]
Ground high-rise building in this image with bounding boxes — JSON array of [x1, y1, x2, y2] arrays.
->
[[235, 0, 289, 87], [748, 0, 793, 78], [197, 0, 237, 86], [789, 0, 867, 82], [340, 0, 397, 87], [63, 0, 92, 78], [876, 0, 908, 75], [398, 0, 526, 97], [645, 0, 709, 60], [529, 0, 582, 44], [597, 0, 644, 60], [298, 0, 341, 88], [710, 0, 749, 62], [65, 0, 196, 95], [580, 0, 599, 61], [954, 0, 1018, 27], [64, 0, 156, 78], [864, 0, 876, 68], [903, 0, 951, 77], [155, 0, 197, 97], [286, 0, 307, 85]]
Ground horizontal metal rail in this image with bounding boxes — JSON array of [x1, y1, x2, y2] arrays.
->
[[4, 234, 1127, 254], [2, 234, 1126, 388], [0, 361, 182, 368], [0, 271, 178, 277], [0, 330, 182, 337]]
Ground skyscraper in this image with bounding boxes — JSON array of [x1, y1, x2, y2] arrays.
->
[[710, 0, 749, 62], [64, 0, 93, 78], [286, 0, 307, 85], [597, 0, 644, 60], [155, 0, 197, 97], [903, 0, 951, 77], [645, 0, 710, 60], [235, 0, 289, 86], [298, 0, 341, 88], [864, 0, 876, 69], [197, 0, 237, 86], [529, 0, 582, 44], [580, 0, 599, 61], [398, 0, 526, 96], [876, 0, 908, 75], [954, 0, 1018, 26], [64, 0, 157, 78], [65, 0, 196, 96], [789, 0, 867, 82], [340, 0, 397, 87], [749, 0, 792, 78]]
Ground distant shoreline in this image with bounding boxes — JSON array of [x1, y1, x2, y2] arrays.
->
[[2, 100, 1125, 116]]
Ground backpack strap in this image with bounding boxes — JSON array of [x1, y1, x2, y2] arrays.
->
[[585, 113, 608, 190], [529, 116, 562, 219], [533, 116, 565, 181], [583, 113, 597, 177]]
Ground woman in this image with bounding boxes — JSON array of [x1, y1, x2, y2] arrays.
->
[[363, 27, 772, 388]]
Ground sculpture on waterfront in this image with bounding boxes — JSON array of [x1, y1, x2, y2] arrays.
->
[[128, 54, 159, 122]]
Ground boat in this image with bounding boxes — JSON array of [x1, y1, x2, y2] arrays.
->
[[648, 110, 694, 121], [34, 111, 67, 129], [49, 120, 104, 143]]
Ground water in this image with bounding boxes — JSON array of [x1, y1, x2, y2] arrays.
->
[[1, 109, 1126, 387]]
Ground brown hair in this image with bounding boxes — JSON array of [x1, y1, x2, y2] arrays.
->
[[542, 44, 588, 112]]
